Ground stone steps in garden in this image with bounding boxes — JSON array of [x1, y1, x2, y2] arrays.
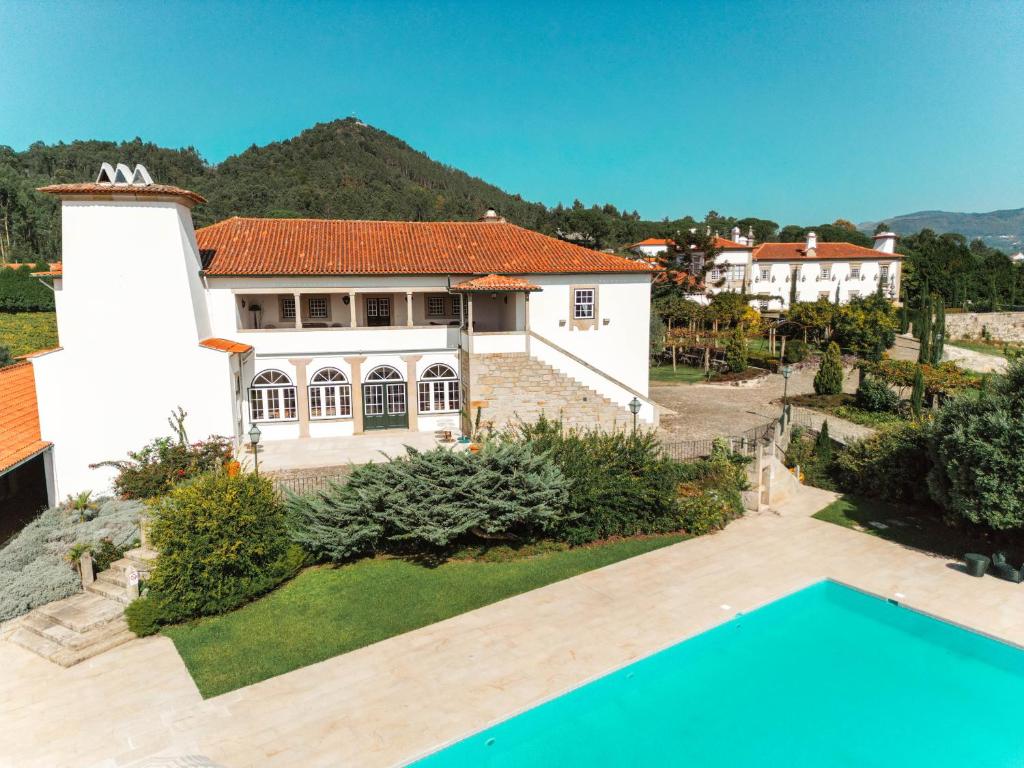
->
[[8, 591, 134, 667]]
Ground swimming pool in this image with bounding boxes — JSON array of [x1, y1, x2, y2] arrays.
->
[[413, 580, 1024, 767]]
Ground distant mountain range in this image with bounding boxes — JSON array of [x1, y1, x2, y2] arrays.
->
[[859, 208, 1024, 252]]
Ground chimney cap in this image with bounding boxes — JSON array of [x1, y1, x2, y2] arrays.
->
[[479, 208, 506, 223], [873, 231, 897, 239]]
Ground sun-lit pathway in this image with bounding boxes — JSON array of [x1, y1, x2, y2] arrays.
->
[[2, 485, 1023, 768]]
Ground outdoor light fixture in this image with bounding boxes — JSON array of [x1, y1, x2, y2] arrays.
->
[[628, 396, 642, 433], [781, 364, 793, 415], [248, 423, 262, 476]]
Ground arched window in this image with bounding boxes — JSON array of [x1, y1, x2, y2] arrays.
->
[[249, 370, 297, 422], [418, 363, 460, 414], [365, 365, 403, 382], [309, 367, 351, 420]]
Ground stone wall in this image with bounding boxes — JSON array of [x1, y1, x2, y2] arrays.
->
[[467, 352, 631, 432], [945, 312, 1024, 341]]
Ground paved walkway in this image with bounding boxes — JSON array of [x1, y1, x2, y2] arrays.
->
[[252, 430, 445, 472], [2, 486, 1023, 768]]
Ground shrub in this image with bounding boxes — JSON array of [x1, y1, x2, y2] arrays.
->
[[675, 445, 748, 535], [0, 267, 55, 312], [725, 327, 747, 373], [855, 375, 898, 413], [93, 409, 232, 499], [0, 498, 142, 622], [833, 422, 933, 505], [783, 339, 808, 364], [136, 472, 303, 630], [124, 594, 163, 637], [813, 342, 844, 395], [286, 442, 569, 560], [927, 361, 1024, 529]]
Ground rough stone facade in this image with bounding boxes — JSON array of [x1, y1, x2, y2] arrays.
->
[[465, 352, 631, 433], [945, 312, 1024, 341]]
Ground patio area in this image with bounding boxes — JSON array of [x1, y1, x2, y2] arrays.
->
[[247, 430, 449, 473], [2, 485, 1023, 767]]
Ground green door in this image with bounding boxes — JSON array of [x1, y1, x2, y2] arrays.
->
[[362, 366, 409, 430]]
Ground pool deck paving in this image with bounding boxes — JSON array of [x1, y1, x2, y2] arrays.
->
[[2, 485, 1024, 768]]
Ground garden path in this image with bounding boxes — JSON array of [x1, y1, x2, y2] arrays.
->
[[3, 486, 1024, 768]]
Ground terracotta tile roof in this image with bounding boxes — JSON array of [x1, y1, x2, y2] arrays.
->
[[196, 218, 655, 277], [37, 183, 206, 207], [0, 363, 49, 474], [199, 338, 254, 354], [713, 236, 753, 250], [4, 262, 59, 271], [31, 263, 62, 277], [451, 274, 542, 292], [752, 241, 903, 262], [628, 238, 675, 248]]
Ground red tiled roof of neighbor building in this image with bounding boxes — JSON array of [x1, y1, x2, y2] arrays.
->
[[38, 183, 207, 207], [199, 338, 254, 354], [196, 218, 655, 277], [30, 263, 62, 277], [752, 242, 903, 262], [713, 236, 753, 250], [628, 238, 675, 248], [0, 362, 49, 474], [451, 274, 542, 292]]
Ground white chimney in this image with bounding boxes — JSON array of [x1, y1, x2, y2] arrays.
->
[[731, 226, 741, 243], [806, 231, 818, 252], [873, 231, 897, 254], [479, 208, 505, 223]]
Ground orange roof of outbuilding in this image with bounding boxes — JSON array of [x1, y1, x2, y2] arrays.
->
[[0, 363, 49, 474], [38, 183, 206, 207], [713, 236, 754, 250], [752, 241, 903, 262], [31, 263, 62, 277], [628, 238, 675, 248], [199, 338, 254, 354], [196, 218, 654, 277], [451, 274, 542, 292]]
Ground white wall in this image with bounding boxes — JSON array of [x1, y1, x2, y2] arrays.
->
[[748, 259, 901, 309]]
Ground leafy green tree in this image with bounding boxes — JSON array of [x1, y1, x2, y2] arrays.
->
[[725, 327, 747, 373], [0, 346, 12, 368], [813, 342, 844, 395], [927, 360, 1024, 529]]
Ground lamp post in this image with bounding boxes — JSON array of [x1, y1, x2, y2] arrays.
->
[[248, 423, 262, 476], [628, 397, 642, 434], [781, 364, 793, 424]]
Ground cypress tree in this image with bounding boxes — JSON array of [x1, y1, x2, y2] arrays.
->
[[815, 420, 832, 463], [910, 365, 924, 419], [813, 342, 844, 395], [898, 288, 909, 334], [789, 269, 798, 307], [834, 283, 840, 305], [918, 294, 931, 364], [725, 326, 747, 373], [931, 301, 945, 365]]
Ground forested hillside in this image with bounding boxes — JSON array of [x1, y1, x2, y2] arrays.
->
[[860, 208, 1024, 252]]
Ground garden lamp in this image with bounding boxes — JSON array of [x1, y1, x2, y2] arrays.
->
[[248, 423, 262, 476], [781, 364, 793, 411], [628, 397, 642, 433]]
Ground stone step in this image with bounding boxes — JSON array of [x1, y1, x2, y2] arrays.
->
[[9, 626, 63, 660], [86, 578, 132, 605], [33, 591, 125, 632], [20, 610, 128, 651], [96, 568, 130, 588], [16, 621, 135, 668]]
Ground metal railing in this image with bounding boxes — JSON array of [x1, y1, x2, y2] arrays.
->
[[270, 471, 351, 497]]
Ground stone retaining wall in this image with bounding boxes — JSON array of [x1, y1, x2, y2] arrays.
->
[[945, 311, 1024, 341]]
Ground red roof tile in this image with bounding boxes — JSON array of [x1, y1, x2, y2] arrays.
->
[[753, 241, 903, 262], [31, 263, 62, 277], [199, 338, 254, 354], [197, 218, 654, 277], [628, 238, 675, 248], [451, 275, 542, 292], [38, 183, 206, 207], [0, 363, 49, 474], [713, 236, 753, 250]]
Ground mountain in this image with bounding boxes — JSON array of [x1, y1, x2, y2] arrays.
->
[[859, 208, 1024, 252]]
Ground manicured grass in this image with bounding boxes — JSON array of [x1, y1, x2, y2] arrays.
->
[[0, 311, 58, 357], [948, 339, 1020, 358], [814, 495, 1024, 562], [650, 364, 708, 384], [787, 393, 903, 427], [165, 534, 687, 698]]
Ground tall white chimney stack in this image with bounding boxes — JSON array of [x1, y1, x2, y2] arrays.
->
[[731, 225, 741, 243], [873, 231, 897, 254], [806, 231, 817, 252]]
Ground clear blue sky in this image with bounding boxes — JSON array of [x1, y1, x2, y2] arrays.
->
[[1, 0, 1021, 224]]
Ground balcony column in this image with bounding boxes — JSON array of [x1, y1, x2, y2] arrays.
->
[[349, 291, 357, 327], [403, 354, 422, 432], [288, 357, 312, 438], [467, 294, 474, 354], [406, 291, 414, 327], [524, 292, 531, 355], [293, 292, 302, 329], [345, 355, 367, 434]]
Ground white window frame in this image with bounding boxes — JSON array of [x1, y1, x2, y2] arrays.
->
[[307, 296, 329, 319], [366, 297, 391, 318], [450, 294, 462, 319], [850, 264, 862, 280], [308, 367, 351, 420], [727, 264, 745, 282], [709, 267, 722, 282], [820, 265, 831, 281], [249, 370, 297, 422], [280, 296, 296, 320], [759, 266, 770, 281], [417, 364, 460, 414], [880, 264, 890, 283], [427, 295, 446, 317], [573, 288, 595, 319]]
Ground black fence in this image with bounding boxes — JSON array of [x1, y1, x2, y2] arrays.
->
[[270, 471, 350, 497]]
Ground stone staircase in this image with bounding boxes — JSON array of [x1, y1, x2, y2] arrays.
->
[[8, 547, 156, 666], [470, 352, 632, 431]]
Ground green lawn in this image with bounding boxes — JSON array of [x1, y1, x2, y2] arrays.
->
[[650, 363, 708, 384], [814, 494, 1024, 562], [0, 311, 58, 357], [947, 339, 1020, 358], [165, 534, 687, 698], [787, 393, 903, 427]]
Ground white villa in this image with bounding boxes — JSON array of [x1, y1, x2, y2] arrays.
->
[[632, 227, 903, 310], [19, 164, 657, 498]]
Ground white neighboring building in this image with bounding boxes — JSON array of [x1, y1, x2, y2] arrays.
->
[[28, 167, 657, 496], [626, 238, 675, 259]]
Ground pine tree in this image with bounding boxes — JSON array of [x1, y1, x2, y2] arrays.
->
[[814, 342, 844, 395], [814, 420, 832, 463], [910, 365, 924, 419]]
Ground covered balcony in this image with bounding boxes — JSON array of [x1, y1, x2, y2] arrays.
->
[[452, 274, 540, 354], [235, 290, 464, 331]]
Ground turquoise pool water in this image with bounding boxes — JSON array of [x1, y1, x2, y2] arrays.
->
[[414, 581, 1024, 767]]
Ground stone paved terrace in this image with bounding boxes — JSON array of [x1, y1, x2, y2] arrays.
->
[[3, 486, 1024, 767]]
